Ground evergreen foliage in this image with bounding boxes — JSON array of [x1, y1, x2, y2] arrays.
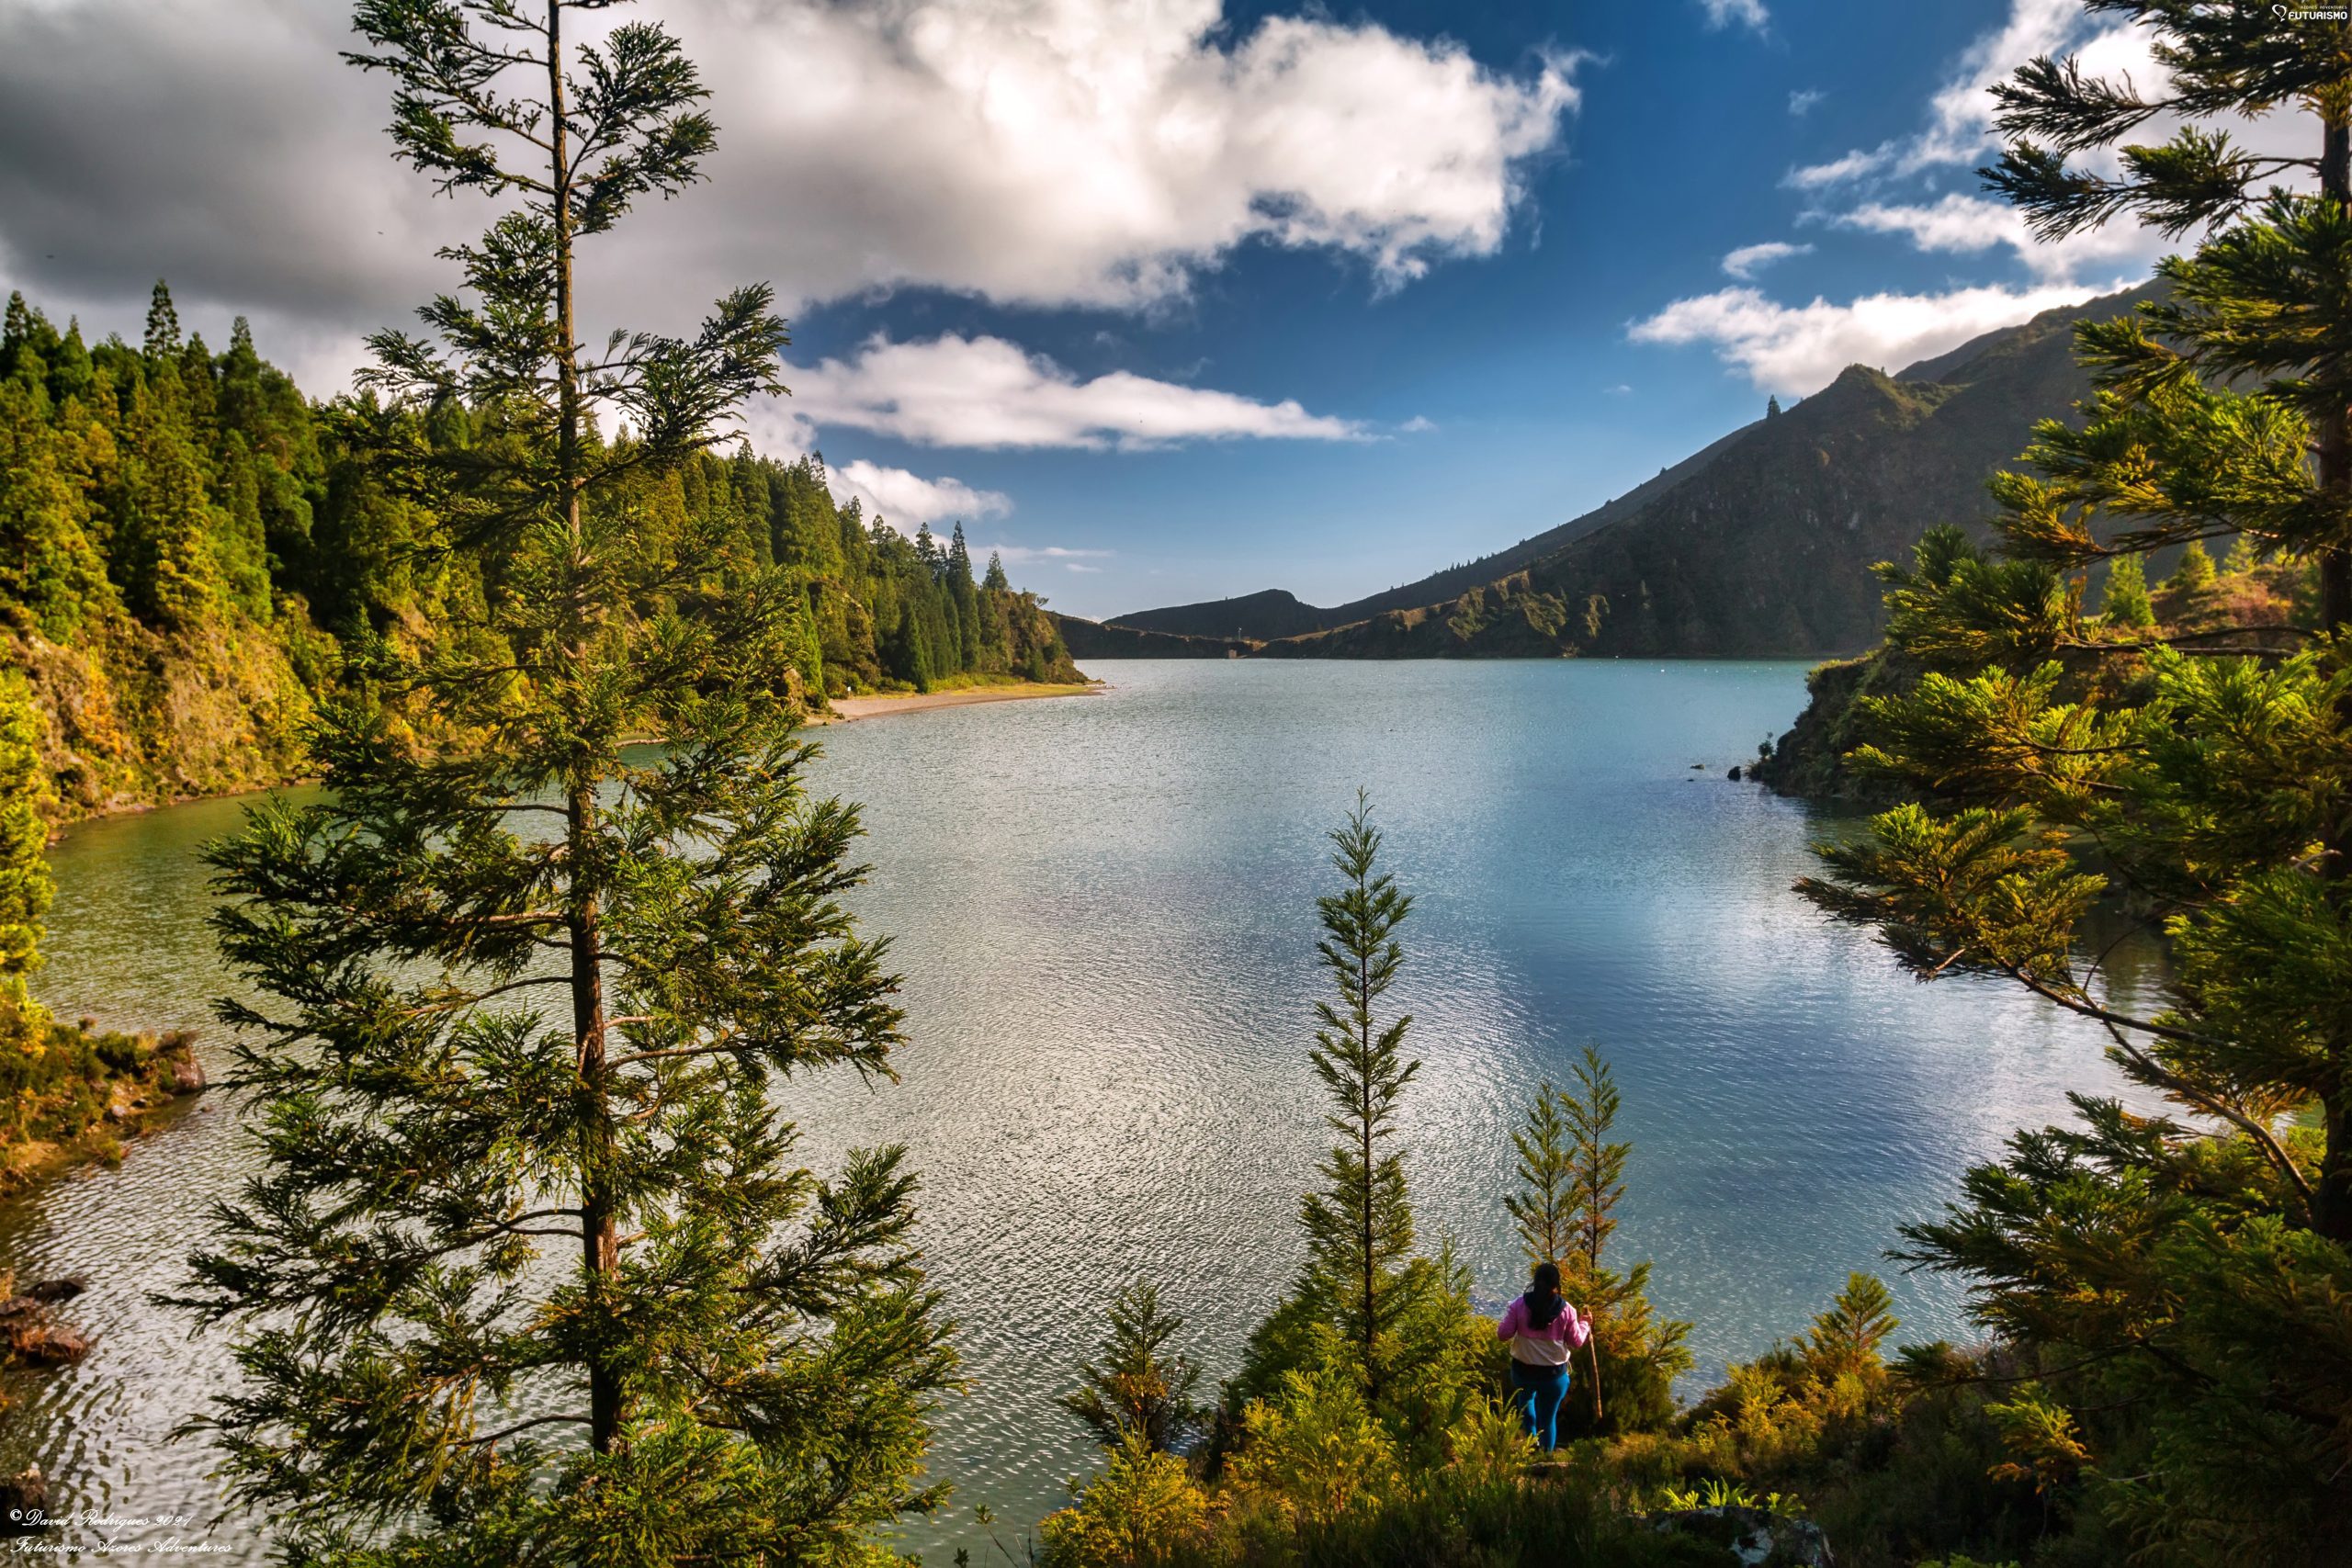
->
[[1059, 1283, 1204, 1454], [1548, 1047, 1690, 1438], [173, 5, 956, 1558], [1503, 1082, 1575, 1270], [0, 672, 50, 981], [1219, 800, 1495, 1477], [0, 289, 1074, 820], [1299, 792, 1419, 1398], [2166, 537, 2215, 593], [1792, 6, 2352, 1557], [2096, 551, 2154, 628]]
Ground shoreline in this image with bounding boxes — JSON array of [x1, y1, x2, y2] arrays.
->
[[815, 682, 1102, 724]]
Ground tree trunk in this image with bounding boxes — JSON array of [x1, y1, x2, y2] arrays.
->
[[2318, 114, 2352, 1244], [548, 0, 623, 1454], [1358, 949, 1377, 1403]]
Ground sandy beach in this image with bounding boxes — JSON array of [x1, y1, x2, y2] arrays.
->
[[816, 681, 1102, 723]]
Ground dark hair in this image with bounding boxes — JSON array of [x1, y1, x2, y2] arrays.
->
[[1523, 1261, 1564, 1328]]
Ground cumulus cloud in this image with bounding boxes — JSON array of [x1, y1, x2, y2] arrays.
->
[[1700, 0, 1770, 32], [784, 334, 1365, 451], [0, 0, 1581, 382], [1786, 0, 2316, 203], [1828, 193, 2158, 281], [828, 461, 1012, 527], [1721, 241, 1813, 279], [1788, 88, 1824, 117], [1787, 0, 2086, 190], [1628, 279, 2115, 395]]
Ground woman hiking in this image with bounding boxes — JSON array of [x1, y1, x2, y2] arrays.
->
[[1495, 1260, 1589, 1450]]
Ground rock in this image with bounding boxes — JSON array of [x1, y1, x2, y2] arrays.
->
[[1648, 1505, 1835, 1567], [163, 1037, 205, 1095], [0, 1466, 44, 1531], [6, 1320, 88, 1366], [1727, 764, 1743, 782], [21, 1278, 85, 1305]]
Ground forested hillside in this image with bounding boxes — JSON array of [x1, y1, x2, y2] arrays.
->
[[1102, 281, 2163, 660], [0, 283, 1075, 820]]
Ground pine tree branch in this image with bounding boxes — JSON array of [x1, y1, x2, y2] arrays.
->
[[460, 1412, 594, 1448], [2093, 1017, 2316, 1215]]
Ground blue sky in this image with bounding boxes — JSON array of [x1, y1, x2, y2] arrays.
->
[[0, 0, 2202, 618]]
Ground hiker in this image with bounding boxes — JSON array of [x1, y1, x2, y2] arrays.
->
[[1496, 1260, 1590, 1450]]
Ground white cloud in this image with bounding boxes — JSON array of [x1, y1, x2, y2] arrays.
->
[[1783, 145, 1896, 191], [829, 461, 1012, 527], [1788, 88, 1824, 117], [1721, 241, 1813, 279], [785, 333, 1365, 450], [1628, 279, 2117, 395], [1832, 193, 2164, 282], [0, 0, 1584, 373], [1788, 0, 2086, 189], [1399, 415, 1438, 434], [1700, 0, 1770, 32], [990, 545, 1114, 563]]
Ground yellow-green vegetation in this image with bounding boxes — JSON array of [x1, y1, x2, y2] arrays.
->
[[0, 668, 199, 1188], [0, 991, 201, 1191], [0, 284, 1077, 824], [1756, 531, 2313, 800]]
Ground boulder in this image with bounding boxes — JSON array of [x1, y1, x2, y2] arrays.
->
[[1649, 1505, 1835, 1567], [0, 1466, 44, 1532], [162, 1034, 205, 1096]]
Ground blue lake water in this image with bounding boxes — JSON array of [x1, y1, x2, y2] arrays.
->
[[0, 658, 2156, 1558]]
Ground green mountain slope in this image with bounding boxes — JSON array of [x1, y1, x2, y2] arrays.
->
[[1100, 422, 1757, 641], [1, 284, 1077, 821], [1101, 278, 2161, 660]]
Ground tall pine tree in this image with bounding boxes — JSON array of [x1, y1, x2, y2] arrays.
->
[[175, 3, 954, 1557], [1548, 1046, 1688, 1435], [1803, 5, 2352, 1551], [1299, 791, 1419, 1399]]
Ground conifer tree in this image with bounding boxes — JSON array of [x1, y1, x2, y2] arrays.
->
[[142, 279, 180, 362], [1504, 1084, 1575, 1271], [174, 3, 954, 1558], [0, 673, 51, 985], [1300, 791, 1419, 1398], [1801, 1273, 1897, 1382], [1562, 1045, 1625, 1281], [1058, 1283, 1204, 1454], [1799, 5, 2352, 1549], [1547, 1046, 1688, 1434], [2097, 551, 2154, 628], [2166, 537, 2215, 593]]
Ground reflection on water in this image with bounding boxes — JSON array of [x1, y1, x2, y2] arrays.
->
[[0, 660, 2163, 1557]]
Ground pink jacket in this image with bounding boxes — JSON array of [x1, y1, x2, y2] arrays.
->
[[1496, 1294, 1591, 1363]]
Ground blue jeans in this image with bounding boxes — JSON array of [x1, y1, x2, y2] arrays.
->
[[1510, 1358, 1571, 1450]]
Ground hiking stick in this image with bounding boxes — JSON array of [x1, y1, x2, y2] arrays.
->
[[1587, 1332, 1603, 1424]]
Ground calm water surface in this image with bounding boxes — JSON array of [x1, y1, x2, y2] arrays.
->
[[0, 660, 2157, 1557]]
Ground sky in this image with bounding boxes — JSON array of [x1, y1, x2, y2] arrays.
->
[[0, 0, 2287, 619]]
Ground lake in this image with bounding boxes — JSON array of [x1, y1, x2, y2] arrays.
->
[[0, 659, 2156, 1558]]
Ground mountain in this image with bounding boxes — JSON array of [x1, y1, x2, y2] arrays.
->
[[1108, 588, 1331, 641], [1094, 278, 2161, 661], [1050, 615, 1250, 659], [1096, 422, 1758, 642]]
